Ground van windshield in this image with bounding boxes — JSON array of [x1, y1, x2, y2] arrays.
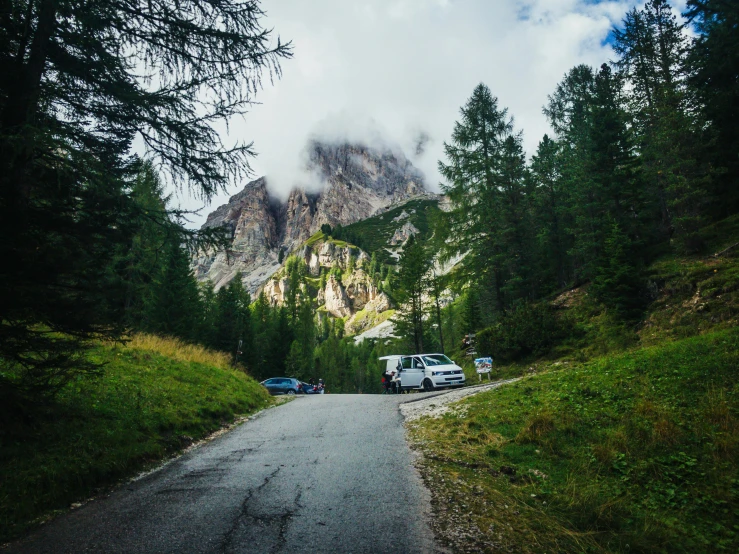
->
[[422, 354, 454, 366]]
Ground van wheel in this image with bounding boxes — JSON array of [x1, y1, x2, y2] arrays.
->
[[287, 389, 296, 395], [423, 379, 434, 392]]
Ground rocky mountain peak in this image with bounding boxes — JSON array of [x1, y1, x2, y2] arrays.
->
[[193, 139, 429, 294]]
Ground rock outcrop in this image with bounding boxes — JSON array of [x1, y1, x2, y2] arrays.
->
[[194, 140, 427, 294], [261, 238, 393, 331], [192, 177, 282, 292], [390, 221, 419, 246], [263, 276, 290, 306], [324, 275, 352, 318]]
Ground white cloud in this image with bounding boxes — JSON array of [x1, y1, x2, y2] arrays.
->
[[171, 0, 686, 226]]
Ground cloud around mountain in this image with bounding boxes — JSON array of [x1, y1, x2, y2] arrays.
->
[[173, 0, 688, 226]]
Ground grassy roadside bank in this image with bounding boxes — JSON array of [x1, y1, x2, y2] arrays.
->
[[0, 334, 271, 543], [408, 328, 739, 553]]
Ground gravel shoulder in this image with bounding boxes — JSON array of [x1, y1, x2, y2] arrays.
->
[[400, 379, 521, 422], [400, 379, 522, 553]]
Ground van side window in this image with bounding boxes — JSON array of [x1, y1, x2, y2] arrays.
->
[[401, 357, 413, 369], [412, 357, 424, 369]]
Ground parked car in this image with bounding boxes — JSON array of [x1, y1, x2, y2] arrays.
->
[[260, 377, 302, 395], [379, 354, 466, 392]]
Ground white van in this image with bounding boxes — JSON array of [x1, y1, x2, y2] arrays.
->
[[379, 354, 466, 392]]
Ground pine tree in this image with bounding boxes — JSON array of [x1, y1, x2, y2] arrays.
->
[[530, 135, 571, 289], [0, 0, 290, 406], [142, 241, 203, 342], [369, 253, 379, 282], [198, 281, 219, 348], [587, 64, 648, 260], [394, 235, 430, 354], [543, 64, 648, 281], [462, 289, 483, 335], [212, 276, 252, 363], [285, 257, 307, 321], [286, 299, 316, 379], [426, 269, 446, 353], [439, 83, 526, 312], [591, 221, 645, 320], [544, 65, 599, 281], [496, 135, 535, 302], [614, 0, 708, 251], [686, 0, 739, 214]]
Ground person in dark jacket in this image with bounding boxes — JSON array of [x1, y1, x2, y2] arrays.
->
[[381, 370, 392, 393]]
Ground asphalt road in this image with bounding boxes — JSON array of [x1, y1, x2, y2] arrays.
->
[[8, 394, 444, 554]]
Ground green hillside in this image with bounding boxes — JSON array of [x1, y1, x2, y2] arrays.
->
[[410, 328, 739, 553], [0, 335, 271, 543], [333, 197, 442, 264]]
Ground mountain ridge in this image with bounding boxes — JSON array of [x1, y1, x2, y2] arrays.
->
[[192, 140, 432, 293]]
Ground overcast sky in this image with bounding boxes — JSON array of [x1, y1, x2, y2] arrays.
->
[[174, 0, 687, 227]]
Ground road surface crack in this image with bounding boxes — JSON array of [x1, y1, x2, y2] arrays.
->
[[220, 467, 281, 553], [270, 489, 302, 554]]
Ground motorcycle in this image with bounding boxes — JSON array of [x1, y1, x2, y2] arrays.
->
[[303, 382, 325, 394]]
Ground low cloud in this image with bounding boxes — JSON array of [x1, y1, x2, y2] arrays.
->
[[172, 0, 685, 225]]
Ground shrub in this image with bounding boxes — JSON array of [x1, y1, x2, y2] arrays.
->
[[476, 303, 570, 362]]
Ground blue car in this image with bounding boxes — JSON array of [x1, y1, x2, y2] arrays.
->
[[260, 377, 302, 396]]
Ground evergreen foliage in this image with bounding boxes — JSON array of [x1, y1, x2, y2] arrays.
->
[[475, 303, 569, 362], [0, 0, 290, 408], [142, 241, 202, 342], [591, 221, 646, 321], [430, 0, 736, 361], [685, 0, 739, 214], [394, 235, 430, 354]]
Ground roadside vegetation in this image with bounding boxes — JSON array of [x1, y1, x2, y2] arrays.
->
[[406, 210, 739, 554], [408, 327, 739, 552], [400, 2, 739, 550], [0, 335, 271, 543]]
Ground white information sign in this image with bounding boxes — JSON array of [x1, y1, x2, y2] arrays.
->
[[474, 357, 493, 374]]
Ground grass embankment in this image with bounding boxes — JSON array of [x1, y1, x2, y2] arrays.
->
[[409, 217, 739, 552], [409, 328, 739, 553], [0, 334, 271, 543]]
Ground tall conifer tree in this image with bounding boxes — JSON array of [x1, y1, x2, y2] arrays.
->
[[142, 241, 203, 342], [439, 84, 519, 312], [614, 0, 708, 251], [395, 235, 430, 354]]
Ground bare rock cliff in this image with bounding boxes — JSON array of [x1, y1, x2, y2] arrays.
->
[[192, 177, 282, 292]]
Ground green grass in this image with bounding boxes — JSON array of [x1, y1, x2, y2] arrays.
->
[[303, 230, 326, 248], [408, 328, 739, 553], [0, 335, 271, 543], [641, 253, 739, 346]]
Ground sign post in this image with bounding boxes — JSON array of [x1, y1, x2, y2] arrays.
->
[[474, 357, 493, 381]]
